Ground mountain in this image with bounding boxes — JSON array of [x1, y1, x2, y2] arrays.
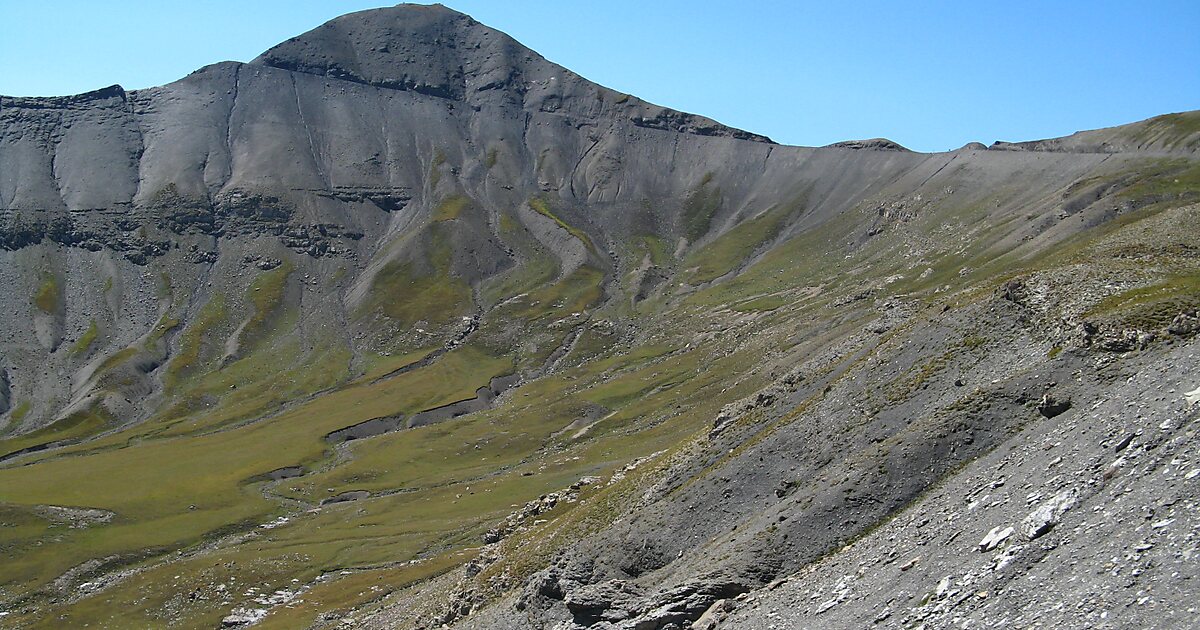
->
[[1, 4, 1198, 629]]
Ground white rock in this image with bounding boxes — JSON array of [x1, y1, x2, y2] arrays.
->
[[994, 544, 1024, 571], [1184, 385, 1200, 407], [221, 608, 267, 627], [936, 576, 952, 599], [979, 526, 1014, 552], [1021, 488, 1078, 540]]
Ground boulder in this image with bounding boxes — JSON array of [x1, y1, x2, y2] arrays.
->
[[1037, 394, 1072, 418], [1021, 489, 1078, 540], [564, 580, 639, 624], [1168, 311, 1199, 336], [691, 598, 735, 630]]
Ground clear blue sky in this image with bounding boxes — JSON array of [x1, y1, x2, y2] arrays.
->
[[2, 1, 1197, 152]]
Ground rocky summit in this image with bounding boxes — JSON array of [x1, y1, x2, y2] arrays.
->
[[1, 4, 1199, 629]]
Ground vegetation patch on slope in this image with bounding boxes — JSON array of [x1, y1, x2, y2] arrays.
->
[[684, 202, 796, 284], [520, 265, 605, 321], [0, 406, 112, 461], [33, 274, 60, 314], [243, 260, 294, 342], [1127, 111, 1200, 151], [165, 295, 228, 390], [370, 261, 471, 328], [71, 319, 99, 355], [480, 209, 560, 307], [682, 172, 722, 242], [529, 197, 596, 253], [432, 194, 471, 222], [1086, 272, 1200, 329]]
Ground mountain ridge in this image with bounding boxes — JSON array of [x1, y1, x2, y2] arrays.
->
[[0, 5, 1198, 629]]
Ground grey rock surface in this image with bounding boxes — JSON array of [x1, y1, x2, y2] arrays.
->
[[1, 5, 1198, 629], [714, 340, 1200, 630]]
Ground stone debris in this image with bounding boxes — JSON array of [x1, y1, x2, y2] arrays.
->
[[482, 490, 569, 545], [220, 608, 267, 627], [993, 543, 1025, 571], [1168, 311, 1199, 337], [259, 516, 290, 529], [606, 451, 665, 486], [709, 384, 792, 439], [32, 505, 115, 529], [696, 341, 1200, 630]]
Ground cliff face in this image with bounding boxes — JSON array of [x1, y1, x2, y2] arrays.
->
[[1, 5, 1198, 629], [0, 5, 766, 268], [0, 4, 777, 435]]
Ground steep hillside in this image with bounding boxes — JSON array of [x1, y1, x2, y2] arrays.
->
[[1, 4, 1198, 629]]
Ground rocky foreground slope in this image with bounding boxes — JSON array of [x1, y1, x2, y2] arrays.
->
[[1, 4, 1198, 629]]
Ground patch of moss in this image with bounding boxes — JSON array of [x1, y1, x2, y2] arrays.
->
[[147, 314, 181, 344], [72, 319, 99, 355], [529, 198, 596, 253], [520, 265, 604, 321], [498, 211, 518, 233], [639, 235, 671, 267], [962, 334, 988, 349], [158, 272, 173, 299], [432, 195, 470, 222], [97, 346, 140, 373], [33, 275, 59, 314], [10, 400, 31, 422], [244, 261, 294, 340]]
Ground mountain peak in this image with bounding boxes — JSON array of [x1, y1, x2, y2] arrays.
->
[[250, 3, 511, 100], [248, 3, 771, 141]]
